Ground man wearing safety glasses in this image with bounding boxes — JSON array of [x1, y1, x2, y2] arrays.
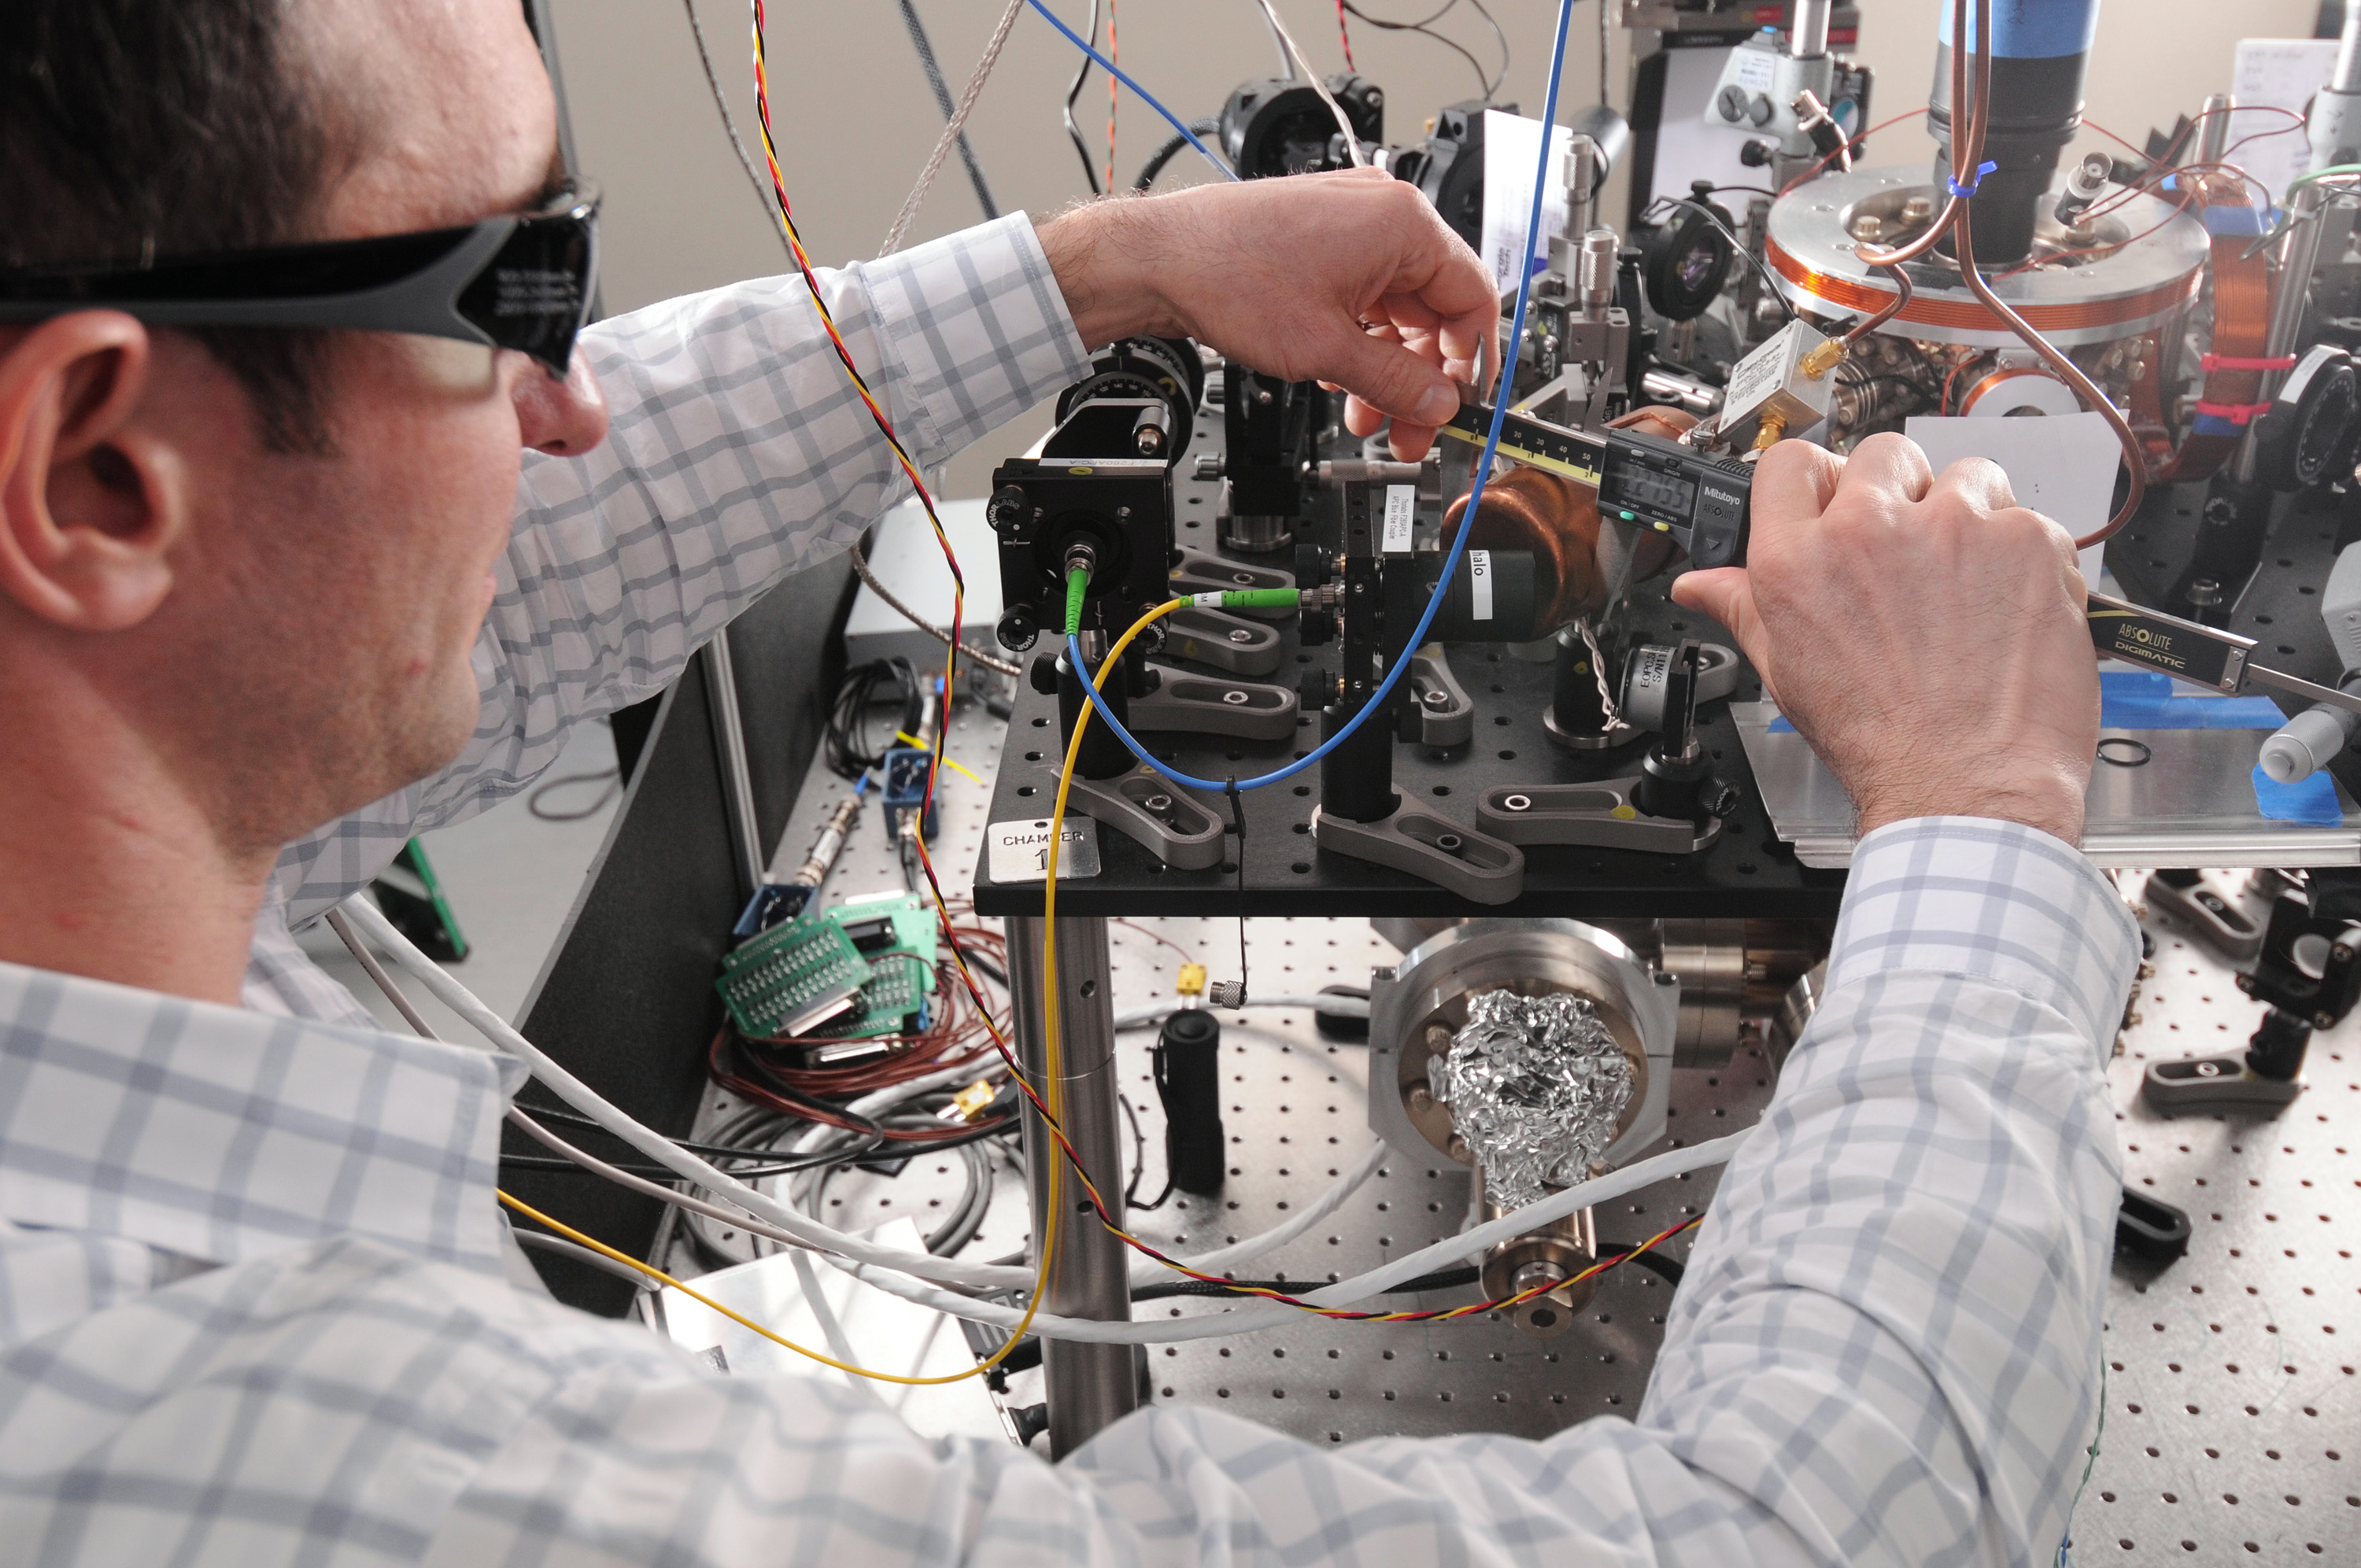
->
[[0, 2, 2126, 1566]]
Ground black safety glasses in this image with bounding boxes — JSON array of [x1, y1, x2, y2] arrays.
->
[[0, 183, 599, 375]]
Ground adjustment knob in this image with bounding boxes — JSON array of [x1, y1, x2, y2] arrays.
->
[[1293, 541, 1332, 588], [1298, 608, 1337, 646], [988, 485, 1030, 535], [1028, 651, 1062, 695], [996, 605, 1040, 653]]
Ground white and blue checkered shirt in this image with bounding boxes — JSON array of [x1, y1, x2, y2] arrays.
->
[[0, 214, 2141, 1563], [1, 812, 2137, 1564], [240, 213, 1094, 1030]]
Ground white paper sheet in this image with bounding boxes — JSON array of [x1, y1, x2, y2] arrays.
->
[[2230, 39, 2337, 205], [1901, 411, 2119, 581], [1480, 109, 1572, 294]]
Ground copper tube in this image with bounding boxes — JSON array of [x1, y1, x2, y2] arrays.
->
[[1946, 0, 2146, 547]]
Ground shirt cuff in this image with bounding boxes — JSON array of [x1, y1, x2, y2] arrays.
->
[[863, 212, 1094, 462], [1825, 816, 2140, 1053]]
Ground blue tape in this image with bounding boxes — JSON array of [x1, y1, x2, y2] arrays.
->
[[2252, 764, 2344, 825], [1938, 0, 2101, 59], [2201, 205, 2272, 238], [1947, 160, 1999, 198], [1766, 673, 2286, 735], [2190, 412, 2248, 438]]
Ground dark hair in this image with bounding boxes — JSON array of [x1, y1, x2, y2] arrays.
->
[[0, 2, 342, 452]]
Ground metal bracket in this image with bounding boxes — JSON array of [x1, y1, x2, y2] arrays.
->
[[1131, 668, 1299, 740], [2140, 1054, 2305, 1112], [1403, 645, 1473, 747], [1473, 781, 1723, 853], [1047, 764, 1227, 869], [1312, 802, 1525, 904], [1162, 604, 1283, 675], [1168, 547, 1295, 618], [1543, 707, 1639, 751], [2144, 872, 2265, 963]]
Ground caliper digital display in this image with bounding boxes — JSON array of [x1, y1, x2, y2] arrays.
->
[[1441, 400, 1754, 569]]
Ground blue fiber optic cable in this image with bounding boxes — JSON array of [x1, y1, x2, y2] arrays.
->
[[1024, 0, 1238, 181], [1061, 0, 1580, 795]]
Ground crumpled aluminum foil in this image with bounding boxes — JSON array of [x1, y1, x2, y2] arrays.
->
[[1429, 989, 1631, 1208]]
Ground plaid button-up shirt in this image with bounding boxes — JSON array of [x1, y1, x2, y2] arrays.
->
[[1, 216, 2140, 1565]]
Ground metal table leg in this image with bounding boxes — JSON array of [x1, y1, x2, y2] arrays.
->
[[1007, 914, 1138, 1456]]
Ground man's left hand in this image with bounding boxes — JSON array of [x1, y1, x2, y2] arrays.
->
[[1036, 167, 1498, 460]]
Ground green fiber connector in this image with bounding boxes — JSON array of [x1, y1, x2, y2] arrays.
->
[[1213, 588, 1303, 611], [1063, 568, 1088, 636]]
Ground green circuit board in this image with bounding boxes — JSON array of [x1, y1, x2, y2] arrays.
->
[[716, 912, 870, 1039]]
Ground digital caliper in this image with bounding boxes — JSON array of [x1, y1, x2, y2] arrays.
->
[[1443, 398, 2361, 721]]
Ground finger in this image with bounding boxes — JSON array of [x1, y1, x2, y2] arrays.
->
[[1343, 394, 1387, 438], [1387, 422, 1439, 461], [1834, 430, 1935, 507], [1750, 439, 1843, 529], [1925, 454, 2018, 513], [1316, 322, 1462, 428], [1670, 568, 1771, 686]]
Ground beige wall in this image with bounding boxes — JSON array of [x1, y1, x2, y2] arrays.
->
[[552, 0, 2325, 497]]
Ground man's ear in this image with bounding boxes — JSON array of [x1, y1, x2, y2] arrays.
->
[[0, 312, 187, 632]]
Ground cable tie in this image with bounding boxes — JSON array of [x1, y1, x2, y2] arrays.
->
[[2192, 398, 2275, 425], [1945, 159, 1998, 198], [2197, 353, 2298, 373]]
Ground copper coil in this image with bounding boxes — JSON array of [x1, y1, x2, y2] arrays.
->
[[1443, 408, 1694, 628], [1767, 238, 2202, 334]]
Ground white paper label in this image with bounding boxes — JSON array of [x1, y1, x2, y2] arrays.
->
[[1468, 549, 1493, 620], [986, 817, 1102, 883], [1480, 110, 1573, 293], [2231, 39, 2339, 208], [1381, 485, 1417, 552]]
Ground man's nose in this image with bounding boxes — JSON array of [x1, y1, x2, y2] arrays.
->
[[515, 349, 609, 456]]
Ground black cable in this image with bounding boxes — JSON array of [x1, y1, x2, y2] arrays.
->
[[1594, 1241, 1686, 1287], [1341, 0, 1497, 100], [825, 658, 923, 781], [526, 768, 621, 821], [1132, 116, 1223, 191], [893, 0, 999, 222], [1118, 1091, 1171, 1210], [512, 1099, 863, 1174], [1062, 0, 1103, 194], [1650, 197, 1795, 324], [1226, 777, 1248, 1002], [1133, 1264, 1482, 1302]]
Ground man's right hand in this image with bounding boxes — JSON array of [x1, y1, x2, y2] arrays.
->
[[1671, 432, 2097, 847]]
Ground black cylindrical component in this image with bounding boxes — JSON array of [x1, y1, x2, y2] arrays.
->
[[1153, 1009, 1226, 1195], [1320, 693, 1398, 822], [2246, 1007, 2314, 1081], [1414, 549, 1537, 643], [1549, 625, 1613, 736], [1058, 650, 1137, 780], [1928, 0, 2100, 266], [1634, 746, 1716, 825]]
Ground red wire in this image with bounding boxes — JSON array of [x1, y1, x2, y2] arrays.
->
[[1105, 0, 1120, 195], [1336, 0, 1355, 70]]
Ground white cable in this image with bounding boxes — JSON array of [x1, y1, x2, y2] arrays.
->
[[1126, 1137, 1385, 1285], [837, 1130, 1747, 1343], [1247, 0, 1367, 166], [338, 898, 1748, 1344], [880, 0, 1026, 258], [1247, 0, 1294, 78], [338, 895, 1033, 1293]]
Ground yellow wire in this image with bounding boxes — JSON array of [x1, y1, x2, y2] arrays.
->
[[1041, 598, 1188, 1279], [498, 1190, 1050, 1386]]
